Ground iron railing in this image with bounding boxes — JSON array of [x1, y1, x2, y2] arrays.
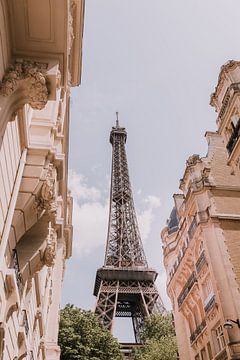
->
[[188, 217, 197, 240], [22, 310, 29, 335], [12, 249, 23, 295], [215, 349, 227, 360], [190, 319, 206, 344], [226, 118, 240, 154], [196, 251, 207, 273], [177, 272, 197, 307], [204, 295, 215, 314]]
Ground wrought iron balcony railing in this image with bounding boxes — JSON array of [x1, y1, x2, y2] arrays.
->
[[196, 251, 207, 274], [226, 119, 240, 154], [204, 294, 215, 314], [177, 272, 197, 307], [12, 249, 23, 295], [187, 217, 197, 240], [215, 349, 227, 360], [22, 310, 29, 335], [190, 319, 207, 344]]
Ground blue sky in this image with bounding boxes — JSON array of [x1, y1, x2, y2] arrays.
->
[[62, 0, 240, 341]]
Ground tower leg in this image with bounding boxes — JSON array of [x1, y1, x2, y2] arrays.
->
[[95, 280, 118, 331]]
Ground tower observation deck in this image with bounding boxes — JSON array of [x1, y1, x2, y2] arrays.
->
[[94, 117, 165, 343]]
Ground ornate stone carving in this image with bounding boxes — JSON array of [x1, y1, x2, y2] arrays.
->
[[42, 223, 57, 267], [210, 60, 240, 110], [187, 154, 201, 167], [69, 1, 76, 54], [0, 60, 48, 110], [35, 164, 57, 215], [191, 168, 212, 192]]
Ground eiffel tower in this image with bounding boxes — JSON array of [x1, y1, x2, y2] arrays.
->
[[93, 115, 165, 343]]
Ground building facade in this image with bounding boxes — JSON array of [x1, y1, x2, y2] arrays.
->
[[161, 61, 240, 360], [0, 1, 84, 359]]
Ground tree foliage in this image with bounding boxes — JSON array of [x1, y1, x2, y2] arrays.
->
[[58, 304, 123, 360], [134, 314, 177, 360]]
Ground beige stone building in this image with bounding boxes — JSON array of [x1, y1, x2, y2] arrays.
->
[[162, 61, 240, 360], [0, 1, 84, 359]]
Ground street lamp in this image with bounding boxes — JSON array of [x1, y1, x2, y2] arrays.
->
[[223, 319, 240, 329]]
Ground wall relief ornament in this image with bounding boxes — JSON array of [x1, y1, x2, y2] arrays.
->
[[0, 59, 48, 110], [34, 164, 58, 216], [42, 222, 57, 267]]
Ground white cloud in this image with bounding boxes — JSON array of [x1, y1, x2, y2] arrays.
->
[[69, 170, 161, 256], [68, 169, 101, 202], [144, 195, 161, 208], [138, 195, 161, 242], [72, 199, 108, 255], [155, 272, 172, 311]]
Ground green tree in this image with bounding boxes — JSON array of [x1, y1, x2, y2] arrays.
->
[[134, 314, 177, 360], [58, 304, 123, 360]]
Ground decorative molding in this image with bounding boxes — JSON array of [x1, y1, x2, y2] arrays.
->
[[34, 164, 57, 216], [42, 222, 57, 267], [187, 154, 201, 167], [0, 59, 49, 110], [69, 1, 76, 54], [210, 60, 240, 110]]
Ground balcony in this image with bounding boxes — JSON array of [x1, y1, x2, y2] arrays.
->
[[226, 119, 240, 154], [215, 349, 227, 360], [22, 310, 29, 336], [204, 294, 215, 314], [11, 249, 23, 296], [177, 272, 197, 307], [196, 251, 207, 274], [190, 319, 207, 344]]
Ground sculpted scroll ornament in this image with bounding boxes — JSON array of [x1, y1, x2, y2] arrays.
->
[[0, 60, 48, 110], [42, 223, 57, 267]]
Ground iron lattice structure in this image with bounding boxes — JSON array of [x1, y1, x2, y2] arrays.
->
[[94, 120, 165, 343]]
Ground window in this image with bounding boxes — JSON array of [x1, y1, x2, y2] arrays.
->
[[226, 117, 240, 154], [203, 276, 214, 304], [200, 347, 207, 360], [213, 324, 226, 353], [207, 342, 213, 360]]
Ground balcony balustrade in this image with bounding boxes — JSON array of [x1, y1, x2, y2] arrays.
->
[[12, 249, 23, 295], [227, 118, 240, 154], [196, 251, 207, 274], [177, 272, 197, 307], [190, 319, 207, 344]]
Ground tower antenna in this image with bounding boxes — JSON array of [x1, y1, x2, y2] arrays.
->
[[116, 111, 119, 128]]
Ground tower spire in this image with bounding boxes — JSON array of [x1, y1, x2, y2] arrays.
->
[[94, 121, 165, 345]]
